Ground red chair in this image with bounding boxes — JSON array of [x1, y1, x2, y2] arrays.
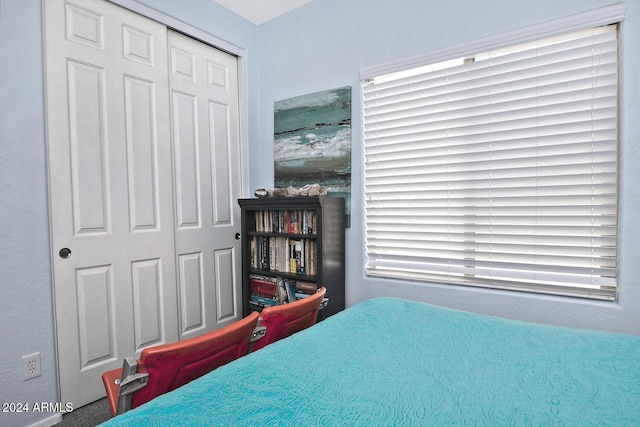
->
[[102, 311, 260, 416], [251, 287, 326, 351]]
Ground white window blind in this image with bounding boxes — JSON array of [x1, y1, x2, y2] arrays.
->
[[363, 24, 619, 300]]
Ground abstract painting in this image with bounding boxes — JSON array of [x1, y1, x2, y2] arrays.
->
[[274, 86, 351, 226]]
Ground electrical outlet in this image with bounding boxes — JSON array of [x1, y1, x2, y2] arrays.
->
[[22, 353, 42, 381]]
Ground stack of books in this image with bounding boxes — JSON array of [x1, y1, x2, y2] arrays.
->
[[249, 274, 318, 308]]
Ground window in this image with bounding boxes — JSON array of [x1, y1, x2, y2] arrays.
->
[[362, 23, 619, 300]]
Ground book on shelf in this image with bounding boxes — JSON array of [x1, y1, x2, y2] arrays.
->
[[294, 280, 317, 295], [289, 239, 302, 274], [284, 278, 296, 302], [250, 294, 278, 307]]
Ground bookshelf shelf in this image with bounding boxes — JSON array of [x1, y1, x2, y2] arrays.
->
[[238, 196, 345, 320]]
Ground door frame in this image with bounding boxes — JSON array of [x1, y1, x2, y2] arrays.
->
[[45, 0, 250, 402]]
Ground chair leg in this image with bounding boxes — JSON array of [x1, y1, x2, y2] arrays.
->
[[116, 356, 149, 415]]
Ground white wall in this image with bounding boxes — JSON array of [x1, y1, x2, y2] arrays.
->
[[0, 1, 257, 426], [0, 1, 58, 426], [255, 0, 640, 334]]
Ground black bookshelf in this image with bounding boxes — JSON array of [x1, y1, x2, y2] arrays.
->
[[238, 196, 345, 320]]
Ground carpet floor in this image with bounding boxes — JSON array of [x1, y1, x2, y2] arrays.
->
[[58, 398, 111, 426]]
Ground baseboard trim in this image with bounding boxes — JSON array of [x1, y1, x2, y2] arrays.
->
[[28, 413, 62, 427]]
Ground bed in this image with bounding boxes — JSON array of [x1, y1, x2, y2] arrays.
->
[[99, 297, 640, 426]]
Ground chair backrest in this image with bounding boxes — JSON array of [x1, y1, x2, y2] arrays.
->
[[252, 287, 326, 351], [130, 311, 259, 409]]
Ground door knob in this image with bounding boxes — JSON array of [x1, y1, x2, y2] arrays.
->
[[235, 233, 241, 240], [59, 248, 72, 259]]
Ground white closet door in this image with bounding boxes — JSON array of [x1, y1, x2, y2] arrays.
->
[[168, 30, 243, 339], [45, 0, 178, 406]]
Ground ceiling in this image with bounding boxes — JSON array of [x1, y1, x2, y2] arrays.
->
[[214, 0, 312, 25]]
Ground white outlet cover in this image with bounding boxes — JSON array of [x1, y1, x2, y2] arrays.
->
[[21, 353, 42, 381]]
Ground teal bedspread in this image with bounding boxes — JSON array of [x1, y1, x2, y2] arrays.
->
[[100, 298, 640, 426]]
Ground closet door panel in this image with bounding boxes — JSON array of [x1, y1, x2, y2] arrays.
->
[[45, 0, 177, 406]]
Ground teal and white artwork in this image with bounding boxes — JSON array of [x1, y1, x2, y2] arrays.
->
[[274, 86, 351, 227]]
